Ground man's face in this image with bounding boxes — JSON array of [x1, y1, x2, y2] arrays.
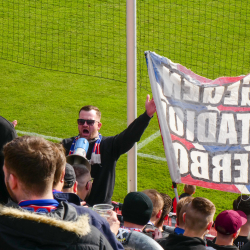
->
[[78, 110, 102, 140], [3, 165, 17, 203]]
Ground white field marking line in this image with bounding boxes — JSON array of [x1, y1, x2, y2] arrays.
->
[[137, 130, 161, 150], [16, 129, 165, 161], [16, 130, 62, 142], [138, 153, 166, 162]]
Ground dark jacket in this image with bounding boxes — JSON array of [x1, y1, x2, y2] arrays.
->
[[54, 192, 124, 250], [0, 202, 113, 250], [241, 241, 250, 250], [0, 116, 17, 204], [62, 111, 151, 206], [207, 240, 239, 250], [234, 236, 248, 249], [156, 233, 207, 250]]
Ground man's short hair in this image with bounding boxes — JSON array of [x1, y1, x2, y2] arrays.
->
[[79, 105, 101, 119], [142, 189, 164, 217], [73, 164, 90, 188], [177, 196, 194, 226], [53, 143, 67, 187], [156, 193, 172, 228], [184, 184, 196, 195], [185, 197, 215, 232], [233, 195, 250, 216], [3, 136, 63, 195]]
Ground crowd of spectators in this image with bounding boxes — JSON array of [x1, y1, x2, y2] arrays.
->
[[1, 100, 250, 250]]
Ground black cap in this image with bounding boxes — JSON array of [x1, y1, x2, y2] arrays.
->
[[64, 163, 76, 188], [122, 192, 153, 226]]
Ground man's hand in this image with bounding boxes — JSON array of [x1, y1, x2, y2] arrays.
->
[[145, 94, 156, 118], [144, 228, 163, 240], [80, 201, 88, 207], [106, 211, 120, 235]]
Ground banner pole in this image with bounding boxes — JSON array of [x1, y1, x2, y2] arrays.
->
[[173, 182, 179, 203]]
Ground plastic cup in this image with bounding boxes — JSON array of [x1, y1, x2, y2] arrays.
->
[[93, 204, 114, 219]]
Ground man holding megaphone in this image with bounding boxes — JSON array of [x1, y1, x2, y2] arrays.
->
[[62, 95, 156, 206]]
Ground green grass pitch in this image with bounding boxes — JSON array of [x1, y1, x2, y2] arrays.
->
[[1, 0, 248, 216]]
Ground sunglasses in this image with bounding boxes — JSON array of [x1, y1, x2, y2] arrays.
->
[[86, 178, 94, 187], [77, 119, 97, 126]]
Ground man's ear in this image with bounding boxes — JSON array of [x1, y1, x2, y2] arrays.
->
[[60, 169, 65, 183], [233, 229, 241, 239], [9, 173, 18, 191], [86, 181, 90, 191], [182, 212, 186, 223], [207, 221, 213, 231], [97, 122, 102, 131], [156, 210, 162, 219], [73, 181, 78, 194]]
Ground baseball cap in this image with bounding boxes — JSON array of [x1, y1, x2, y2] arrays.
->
[[63, 163, 76, 188], [215, 210, 247, 235]]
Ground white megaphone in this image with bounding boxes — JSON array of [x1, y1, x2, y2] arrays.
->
[[66, 138, 91, 172]]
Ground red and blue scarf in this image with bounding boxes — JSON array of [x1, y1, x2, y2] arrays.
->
[[69, 134, 102, 165], [19, 199, 59, 214]]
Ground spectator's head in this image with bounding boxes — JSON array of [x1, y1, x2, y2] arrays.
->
[[233, 195, 250, 216], [176, 196, 194, 228], [183, 197, 216, 238], [73, 164, 93, 201], [142, 189, 164, 224], [122, 192, 153, 227], [155, 193, 172, 229], [184, 184, 196, 195], [3, 136, 64, 203], [233, 195, 250, 237], [78, 105, 102, 140], [62, 163, 77, 194], [214, 210, 247, 245]]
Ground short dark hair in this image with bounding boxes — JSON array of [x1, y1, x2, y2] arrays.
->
[[184, 184, 196, 195], [185, 197, 215, 232], [3, 136, 63, 196], [142, 189, 164, 217], [73, 164, 90, 189], [156, 193, 172, 228], [177, 196, 194, 226], [79, 105, 101, 120], [53, 143, 67, 187], [233, 195, 250, 216]]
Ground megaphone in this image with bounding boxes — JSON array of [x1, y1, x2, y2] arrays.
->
[[66, 138, 91, 172]]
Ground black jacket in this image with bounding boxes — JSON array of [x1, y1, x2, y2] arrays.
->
[[233, 236, 248, 249], [207, 240, 239, 250], [156, 233, 207, 250], [241, 241, 250, 250], [0, 116, 17, 204], [62, 111, 151, 206], [54, 192, 124, 250], [0, 201, 113, 250]]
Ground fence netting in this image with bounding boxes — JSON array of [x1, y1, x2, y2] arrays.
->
[[1, 0, 249, 88], [137, 0, 250, 90], [0, 0, 127, 82]]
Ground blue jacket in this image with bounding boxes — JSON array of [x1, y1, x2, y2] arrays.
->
[[54, 192, 124, 250]]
